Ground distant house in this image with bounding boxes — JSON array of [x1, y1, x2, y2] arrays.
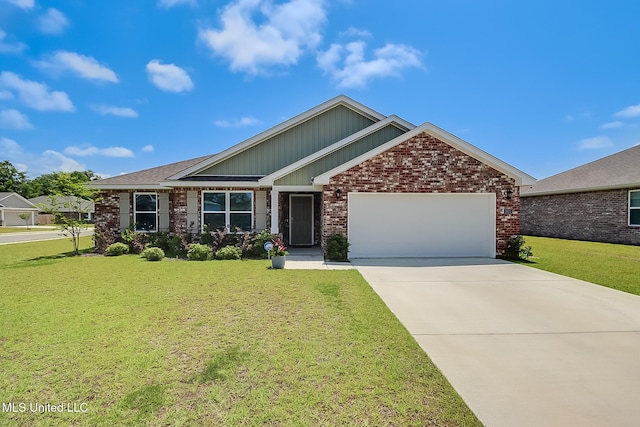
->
[[90, 95, 535, 257], [521, 145, 640, 245], [29, 195, 95, 224], [0, 192, 39, 226]]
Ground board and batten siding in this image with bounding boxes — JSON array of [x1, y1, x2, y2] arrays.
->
[[275, 124, 407, 186], [197, 106, 376, 176]]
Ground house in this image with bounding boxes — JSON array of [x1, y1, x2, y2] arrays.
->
[[29, 195, 95, 224], [91, 95, 535, 258], [0, 192, 39, 226], [521, 145, 640, 245]]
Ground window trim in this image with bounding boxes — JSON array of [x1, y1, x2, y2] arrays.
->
[[629, 190, 640, 227], [133, 192, 158, 232], [201, 191, 254, 233]]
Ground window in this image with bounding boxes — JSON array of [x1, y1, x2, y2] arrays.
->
[[202, 191, 253, 232], [630, 190, 640, 226], [134, 193, 157, 232]]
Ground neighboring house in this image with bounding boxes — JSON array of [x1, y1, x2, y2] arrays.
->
[[521, 145, 640, 245], [91, 95, 535, 258], [29, 195, 95, 224], [0, 192, 39, 226]]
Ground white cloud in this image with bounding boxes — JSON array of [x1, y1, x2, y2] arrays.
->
[[0, 30, 27, 54], [90, 104, 138, 118], [317, 41, 422, 88], [600, 121, 624, 129], [142, 144, 154, 152], [37, 8, 70, 35], [64, 145, 135, 158], [0, 90, 13, 100], [0, 71, 74, 112], [158, 0, 197, 8], [0, 109, 33, 130], [198, 0, 326, 74], [339, 27, 372, 38], [7, 0, 34, 9], [146, 60, 194, 92], [578, 136, 613, 150], [214, 116, 262, 128], [0, 137, 86, 176], [614, 104, 640, 118], [36, 51, 118, 83]]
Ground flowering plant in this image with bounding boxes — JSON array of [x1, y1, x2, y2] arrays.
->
[[269, 237, 289, 257]]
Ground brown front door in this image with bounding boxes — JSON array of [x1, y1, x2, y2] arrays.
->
[[289, 195, 313, 246]]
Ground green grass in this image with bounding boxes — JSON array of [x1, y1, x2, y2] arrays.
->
[[0, 238, 479, 426], [522, 236, 640, 295], [0, 226, 57, 233]]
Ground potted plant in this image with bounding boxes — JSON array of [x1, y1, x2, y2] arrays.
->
[[269, 238, 288, 269]]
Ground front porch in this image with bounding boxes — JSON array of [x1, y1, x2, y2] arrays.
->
[[272, 190, 323, 248]]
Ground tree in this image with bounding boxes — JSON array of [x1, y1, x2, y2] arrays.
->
[[41, 174, 97, 256], [0, 160, 27, 194], [18, 213, 31, 229]]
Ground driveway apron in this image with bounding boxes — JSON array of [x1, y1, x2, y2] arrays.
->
[[352, 258, 640, 427]]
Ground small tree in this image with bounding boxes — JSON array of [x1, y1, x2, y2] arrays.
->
[[40, 175, 97, 256], [18, 213, 31, 229]]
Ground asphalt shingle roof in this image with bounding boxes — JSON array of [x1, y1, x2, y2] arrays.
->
[[522, 145, 640, 196], [91, 155, 213, 186]]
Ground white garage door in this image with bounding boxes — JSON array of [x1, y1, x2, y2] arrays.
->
[[348, 193, 496, 258]]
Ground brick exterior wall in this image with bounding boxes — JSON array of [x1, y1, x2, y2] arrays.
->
[[95, 187, 268, 251], [321, 132, 520, 256], [521, 188, 640, 245]]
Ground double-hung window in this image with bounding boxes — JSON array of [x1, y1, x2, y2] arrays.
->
[[134, 193, 158, 232], [202, 191, 253, 232], [630, 190, 640, 226]]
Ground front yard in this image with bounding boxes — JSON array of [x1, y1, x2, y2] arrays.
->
[[0, 238, 479, 426], [523, 236, 640, 296]]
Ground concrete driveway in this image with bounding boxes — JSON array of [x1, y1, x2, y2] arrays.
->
[[352, 258, 640, 427]]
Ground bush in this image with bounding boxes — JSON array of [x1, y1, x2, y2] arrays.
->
[[141, 246, 165, 261], [215, 245, 242, 260], [105, 242, 129, 256], [326, 233, 350, 261], [245, 230, 275, 259], [503, 235, 533, 260], [188, 243, 211, 261]]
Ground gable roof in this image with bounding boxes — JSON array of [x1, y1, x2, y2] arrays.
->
[[29, 195, 95, 213], [0, 192, 39, 209], [521, 145, 640, 196], [313, 122, 536, 186], [168, 95, 386, 180], [89, 155, 213, 189]]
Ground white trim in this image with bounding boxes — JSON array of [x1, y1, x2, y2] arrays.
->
[[201, 190, 254, 233], [629, 189, 640, 227], [272, 185, 323, 192], [259, 115, 414, 185], [270, 189, 279, 234], [313, 122, 536, 186], [289, 194, 314, 246], [88, 184, 170, 190], [159, 181, 261, 188], [133, 192, 158, 232], [168, 95, 387, 180], [522, 183, 640, 197], [0, 192, 39, 209]]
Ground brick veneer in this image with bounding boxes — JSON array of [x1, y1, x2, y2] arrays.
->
[[95, 187, 268, 251], [521, 188, 640, 245], [321, 132, 520, 256]]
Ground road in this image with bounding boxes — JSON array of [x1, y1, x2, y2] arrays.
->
[[0, 228, 94, 245]]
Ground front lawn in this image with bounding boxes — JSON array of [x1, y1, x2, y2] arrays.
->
[[0, 238, 479, 426], [522, 236, 640, 295]]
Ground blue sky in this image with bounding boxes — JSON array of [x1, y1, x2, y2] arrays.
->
[[1, 0, 639, 180]]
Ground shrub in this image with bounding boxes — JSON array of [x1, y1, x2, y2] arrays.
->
[[326, 233, 350, 261], [188, 243, 211, 261], [141, 246, 165, 261], [503, 235, 533, 260], [215, 245, 242, 260], [245, 230, 275, 259], [105, 242, 129, 256]]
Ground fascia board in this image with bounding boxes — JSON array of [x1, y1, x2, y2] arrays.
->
[[159, 181, 260, 188], [521, 182, 640, 197], [168, 95, 387, 180], [87, 184, 171, 190], [271, 185, 323, 192], [314, 122, 537, 186], [258, 115, 415, 185]]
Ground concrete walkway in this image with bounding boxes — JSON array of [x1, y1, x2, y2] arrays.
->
[[284, 247, 354, 270], [352, 258, 640, 427]]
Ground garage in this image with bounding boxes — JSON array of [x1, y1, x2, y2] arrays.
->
[[348, 193, 496, 258]]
